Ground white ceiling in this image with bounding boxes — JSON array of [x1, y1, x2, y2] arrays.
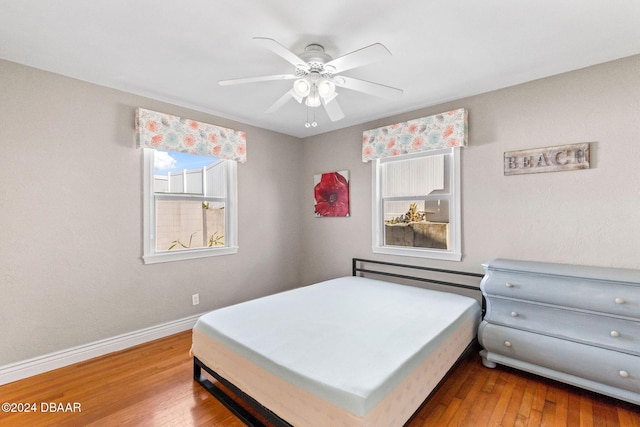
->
[[2, 1, 640, 138]]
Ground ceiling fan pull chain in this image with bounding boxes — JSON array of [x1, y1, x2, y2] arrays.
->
[[305, 104, 318, 128]]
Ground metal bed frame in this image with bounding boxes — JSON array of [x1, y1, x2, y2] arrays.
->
[[193, 258, 485, 426]]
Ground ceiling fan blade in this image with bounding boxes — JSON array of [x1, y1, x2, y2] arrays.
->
[[265, 88, 300, 114], [219, 73, 296, 86], [334, 75, 403, 100], [253, 37, 306, 67], [325, 43, 391, 74], [322, 96, 345, 122]]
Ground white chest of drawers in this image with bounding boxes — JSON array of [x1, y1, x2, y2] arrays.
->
[[478, 259, 640, 405]]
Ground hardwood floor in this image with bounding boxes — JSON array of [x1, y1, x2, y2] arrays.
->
[[1, 331, 638, 426]]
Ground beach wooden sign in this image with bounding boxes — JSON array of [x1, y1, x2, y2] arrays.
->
[[504, 143, 590, 176]]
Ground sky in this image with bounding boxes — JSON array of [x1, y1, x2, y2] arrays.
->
[[154, 150, 218, 175]]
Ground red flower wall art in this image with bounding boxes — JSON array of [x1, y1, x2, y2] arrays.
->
[[314, 171, 350, 217]]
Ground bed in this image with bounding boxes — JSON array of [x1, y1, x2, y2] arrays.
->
[[192, 258, 484, 426]]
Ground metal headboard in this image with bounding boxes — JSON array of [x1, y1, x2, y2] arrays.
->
[[352, 258, 486, 316]]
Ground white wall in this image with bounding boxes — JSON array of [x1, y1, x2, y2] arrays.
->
[[0, 60, 303, 366], [300, 55, 640, 284], [2, 54, 639, 369]]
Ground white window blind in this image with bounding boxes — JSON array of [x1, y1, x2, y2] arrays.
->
[[382, 155, 444, 198]]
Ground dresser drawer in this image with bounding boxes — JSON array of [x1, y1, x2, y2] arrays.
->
[[485, 298, 640, 356], [481, 270, 640, 318], [478, 322, 640, 395]]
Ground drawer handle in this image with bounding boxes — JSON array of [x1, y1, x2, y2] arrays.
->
[[610, 331, 620, 338], [614, 297, 625, 304], [511, 311, 519, 317], [619, 370, 629, 378], [504, 341, 512, 348], [505, 282, 514, 288]]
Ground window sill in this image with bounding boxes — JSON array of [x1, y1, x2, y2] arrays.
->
[[372, 246, 461, 261], [143, 246, 239, 264]]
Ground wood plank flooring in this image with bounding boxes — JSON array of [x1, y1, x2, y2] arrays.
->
[[1, 331, 638, 426]]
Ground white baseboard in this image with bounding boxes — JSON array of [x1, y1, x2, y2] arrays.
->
[[0, 313, 205, 386]]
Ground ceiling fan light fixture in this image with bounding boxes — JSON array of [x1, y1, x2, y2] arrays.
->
[[317, 78, 336, 99], [293, 78, 311, 97], [305, 92, 321, 107]]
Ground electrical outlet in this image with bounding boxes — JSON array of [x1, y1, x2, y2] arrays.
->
[[192, 293, 199, 306]]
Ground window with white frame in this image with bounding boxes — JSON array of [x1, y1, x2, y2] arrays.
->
[[142, 149, 238, 264], [372, 147, 461, 261]]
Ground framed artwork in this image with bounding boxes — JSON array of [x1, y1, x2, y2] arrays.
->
[[314, 170, 350, 217]]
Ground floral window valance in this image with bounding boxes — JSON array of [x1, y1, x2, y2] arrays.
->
[[362, 108, 467, 162], [136, 108, 247, 163]]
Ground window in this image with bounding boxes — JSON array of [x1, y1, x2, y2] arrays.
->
[[142, 149, 238, 264], [372, 147, 461, 261]]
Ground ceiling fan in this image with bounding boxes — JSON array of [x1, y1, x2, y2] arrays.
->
[[219, 37, 403, 127]]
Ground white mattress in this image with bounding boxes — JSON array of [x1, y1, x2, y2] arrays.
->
[[193, 276, 481, 419]]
